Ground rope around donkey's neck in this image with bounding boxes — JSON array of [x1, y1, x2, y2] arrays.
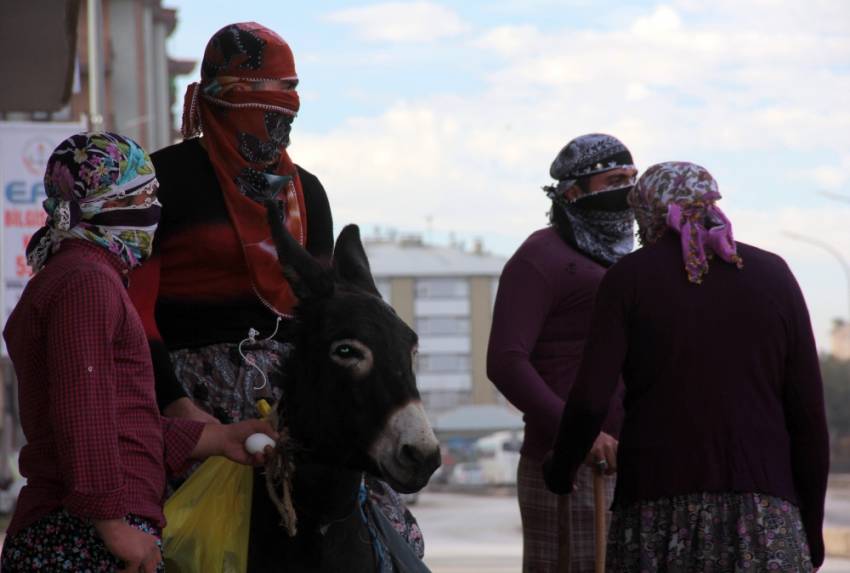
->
[[264, 406, 298, 537]]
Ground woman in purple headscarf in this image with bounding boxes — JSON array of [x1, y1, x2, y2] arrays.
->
[[544, 161, 829, 572]]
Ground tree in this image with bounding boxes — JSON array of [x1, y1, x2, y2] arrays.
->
[[821, 354, 850, 471]]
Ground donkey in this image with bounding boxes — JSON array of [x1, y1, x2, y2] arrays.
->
[[246, 201, 441, 572]]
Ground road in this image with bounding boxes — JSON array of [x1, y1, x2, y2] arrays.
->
[[0, 488, 848, 571], [415, 489, 850, 573], [417, 490, 522, 573]]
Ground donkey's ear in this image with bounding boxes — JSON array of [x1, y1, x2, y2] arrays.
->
[[265, 200, 334, 300], [333, 225, 380, 297]]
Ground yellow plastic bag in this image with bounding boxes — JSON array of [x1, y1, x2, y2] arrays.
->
[[163, 401, 272, 572], [162, 456, 253, 573]]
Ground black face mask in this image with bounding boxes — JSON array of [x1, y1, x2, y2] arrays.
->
[[572, 186, 632, 212]]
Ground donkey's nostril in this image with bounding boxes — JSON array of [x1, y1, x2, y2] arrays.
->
[[400, 443, 425, 466], [399, 444, 442, 475]]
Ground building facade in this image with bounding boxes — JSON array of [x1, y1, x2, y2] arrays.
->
[[833, 319, 850, 361], [363, 234, 507, 415], [2, 0, 194, 152], [0, 0, 193, 502]]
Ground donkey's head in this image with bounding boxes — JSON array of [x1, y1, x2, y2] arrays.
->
[[266, 203, 441, 493]]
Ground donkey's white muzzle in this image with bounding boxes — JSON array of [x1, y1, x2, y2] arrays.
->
[[369, 401, 441, 493]]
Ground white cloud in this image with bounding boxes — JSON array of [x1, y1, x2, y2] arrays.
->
[[726, 204, 850, 351], [803, 154, 850, 191], [810, 166, 847, 191], [324, 2, 468, 43], [296, 99, 546, 239], [473, 25, 539, 57], [625, 82, 651, 102], [470, 5, 850, 155], [297, 1, 850, 349], [632, 5, 683, 37]]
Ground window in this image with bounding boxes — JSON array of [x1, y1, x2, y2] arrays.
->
[[421, 390, 470, 413], [415, 278, 468, 299], [416, 316, 470, 336], [417, 353, 470, 374]]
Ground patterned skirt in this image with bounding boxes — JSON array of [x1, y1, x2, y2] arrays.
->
[[607, 492, 813, 572], [517, 455, 615, 573], [168, 339, 425, 559], [0, 509, 162, 572]]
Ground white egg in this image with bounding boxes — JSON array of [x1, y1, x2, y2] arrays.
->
[[245, 433, 276, 455]]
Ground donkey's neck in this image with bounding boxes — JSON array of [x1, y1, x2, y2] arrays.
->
[[291, 460, 363, 529]]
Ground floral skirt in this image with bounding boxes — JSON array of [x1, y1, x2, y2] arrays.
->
[[169, 339, 425, 559], [0, 509, 162, 572], [607, 492, 813, 572]]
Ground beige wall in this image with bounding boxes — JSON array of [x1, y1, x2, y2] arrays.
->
[[833, 323, 850, 361], [469, 276, 497, 405], [389, 277, 415, 328]]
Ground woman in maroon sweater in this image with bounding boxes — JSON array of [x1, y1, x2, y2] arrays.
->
[[488, 133, 635, 572], [545, 162, 829, 571], [1, 133, 274, 572]]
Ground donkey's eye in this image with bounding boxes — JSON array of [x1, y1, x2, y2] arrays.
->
[[334, 344, 363, 360], [329, 339, 373, 379]]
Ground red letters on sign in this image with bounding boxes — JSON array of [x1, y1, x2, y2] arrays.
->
[[4, 209, 46, 228], [16, 254, 33, 278]]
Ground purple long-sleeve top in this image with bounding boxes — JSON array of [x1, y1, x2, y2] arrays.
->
[[487, 227, 624, 461], [546, 233, 830, 567]]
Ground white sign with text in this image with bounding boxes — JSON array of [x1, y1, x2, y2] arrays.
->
[[0, 121, 85, 355]]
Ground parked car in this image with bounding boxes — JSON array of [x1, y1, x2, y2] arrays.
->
[[474, 431, 522, 485], [449, 461, 487, 486]]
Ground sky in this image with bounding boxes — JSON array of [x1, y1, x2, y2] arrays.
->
[[165, 0, 850, 351]]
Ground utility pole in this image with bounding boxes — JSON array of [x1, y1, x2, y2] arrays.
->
[[817, 191, 850, 205], [783, 230, 850, 324], [87, 0, 105, 132]]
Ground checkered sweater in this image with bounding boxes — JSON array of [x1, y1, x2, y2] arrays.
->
[[3, 240, 204, 536]]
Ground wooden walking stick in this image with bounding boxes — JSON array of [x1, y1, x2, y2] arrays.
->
[[593, 470, 607, 573], [558, 466, 608, 573]]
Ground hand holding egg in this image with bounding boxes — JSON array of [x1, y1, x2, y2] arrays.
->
[[245, 432, 276, 455]]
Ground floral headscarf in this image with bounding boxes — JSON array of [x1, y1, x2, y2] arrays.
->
[[180, 22, 307, 316], [26, 132, 160, 272], [629, 161, 743, 284]]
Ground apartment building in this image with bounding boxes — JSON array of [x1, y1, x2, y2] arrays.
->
[[363, 234, 508, 416]]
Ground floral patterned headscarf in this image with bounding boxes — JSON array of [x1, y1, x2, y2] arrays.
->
[[26, 132, 160, 272], [629, 162, 743, 284]]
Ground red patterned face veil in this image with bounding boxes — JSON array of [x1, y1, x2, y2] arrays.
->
[[181, 22, 306, 315]]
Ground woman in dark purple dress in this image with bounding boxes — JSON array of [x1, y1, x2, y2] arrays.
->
[[545, 162, 829, 572]]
